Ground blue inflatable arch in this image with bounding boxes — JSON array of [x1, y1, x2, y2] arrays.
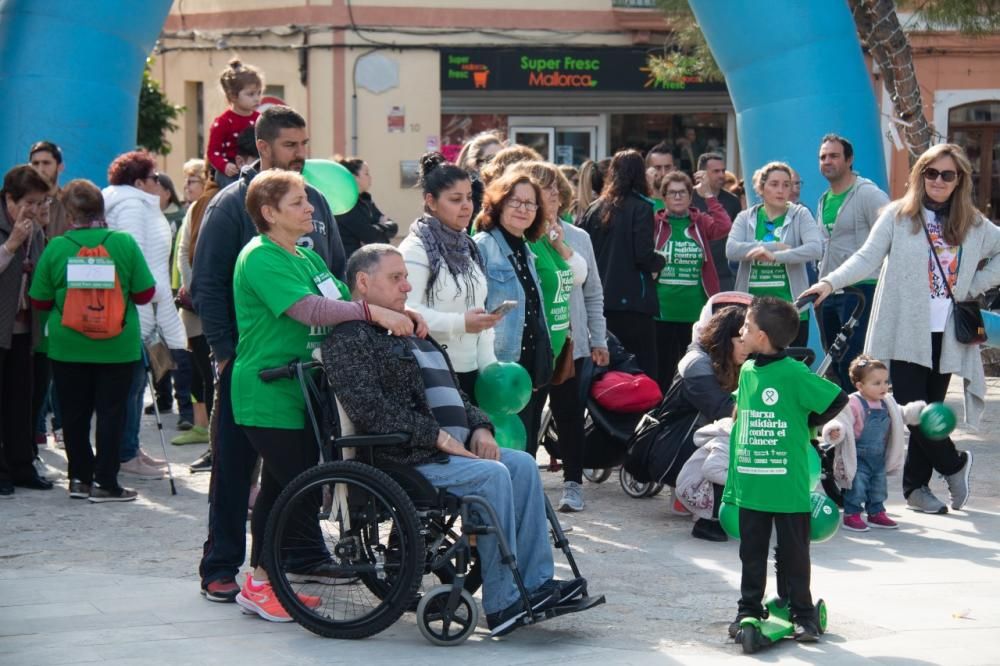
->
[[0, 0, 172, 183]]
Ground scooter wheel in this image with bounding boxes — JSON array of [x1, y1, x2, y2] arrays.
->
[[740, 623, 761, 654], [816, 598, 828, 634]]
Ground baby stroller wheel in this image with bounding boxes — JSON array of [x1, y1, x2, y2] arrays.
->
[[265, 461, 423, 640], [416, 584, 479, 646], [619, 467, 654, 499], [644, 482, 664, 498], [583, 468, 613, 484]]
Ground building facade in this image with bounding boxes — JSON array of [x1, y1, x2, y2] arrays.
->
[[156, 0, 734, 231], [156, 2, 1000, 228]]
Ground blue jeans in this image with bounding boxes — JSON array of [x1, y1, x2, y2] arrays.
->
[[120, 361, 147, 462], [843, 446, 888, 516], [821, 283, 875, 390], [416, 448, 554, 614]]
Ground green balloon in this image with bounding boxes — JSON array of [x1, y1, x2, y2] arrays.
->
[[491, 413, 527, 451], [809, 492, 839, 543], [719, 501, 740, 540], [302, 159, 359, 215], [652, 197, 665, 213], [920, 402, 956, 440], [808, 446, 822, 490], [475, 362, 532, 416]]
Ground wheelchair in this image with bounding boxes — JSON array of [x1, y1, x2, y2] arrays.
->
[[256, 356, 605, 646]]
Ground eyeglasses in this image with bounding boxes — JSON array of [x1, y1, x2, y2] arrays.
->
[[507, 198, 539, 212], [923, 167, 958, 183], [146, 172, 160, 182], [664, 190, 689, 199]]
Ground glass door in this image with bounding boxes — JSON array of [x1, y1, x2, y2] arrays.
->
[[509, 116, 602, 167]]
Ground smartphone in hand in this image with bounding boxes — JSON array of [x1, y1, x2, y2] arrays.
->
[[490, 300, 517, 317]]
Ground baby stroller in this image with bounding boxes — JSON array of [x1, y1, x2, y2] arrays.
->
[[255, 348, 605, 646], [536, 333, 652, 491]]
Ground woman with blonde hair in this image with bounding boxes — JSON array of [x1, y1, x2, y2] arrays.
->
[[726, 161, 823, 346], [802, 143, 1000, 515]]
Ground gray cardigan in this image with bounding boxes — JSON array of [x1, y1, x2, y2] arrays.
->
[[563, 221, 608, 359], [822, 203, 1000, 426], [817, 175, 890, 281], [726, 202, 823, 300]]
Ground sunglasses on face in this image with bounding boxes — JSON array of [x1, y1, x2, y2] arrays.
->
[[923, 167, 959, 183]]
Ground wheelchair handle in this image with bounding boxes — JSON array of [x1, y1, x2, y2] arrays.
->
[[259, 360, 320, 383]]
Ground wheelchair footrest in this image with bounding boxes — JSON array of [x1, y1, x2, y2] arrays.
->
[[543, 593, 606, 619]]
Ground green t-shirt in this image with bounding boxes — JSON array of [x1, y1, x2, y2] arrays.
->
[[820, 186, 852, 235], [749, 207, 806, 321], [655, 216, 707, 323], [723, 356, 841, 513], [28, 229, 155, 363], [231, 235, 350, 429], [529, 238, 573, 360]]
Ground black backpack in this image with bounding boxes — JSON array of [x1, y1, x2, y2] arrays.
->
[[622, 379, 701, 486]]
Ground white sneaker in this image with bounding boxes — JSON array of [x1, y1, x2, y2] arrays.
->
[[119, 457, 165, 480], [138, 448, 168, 469], [558, 481, 585, 512]]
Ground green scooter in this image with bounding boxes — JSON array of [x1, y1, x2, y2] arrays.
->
[[737, 596, 828, 654]]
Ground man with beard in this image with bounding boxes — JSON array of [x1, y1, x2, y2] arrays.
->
[[191, 105, 346, 603], [28, 141, 69, 239]]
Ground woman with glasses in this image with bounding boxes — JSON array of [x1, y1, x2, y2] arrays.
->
[[727, 161, 823, 346], [653, 171, 732, 390], [580, 149, 666, 382], [103, 151, 187, 479], [0, 166, 52, 496], [801, 143, 1000, 516], [474, 172, 553, 455]]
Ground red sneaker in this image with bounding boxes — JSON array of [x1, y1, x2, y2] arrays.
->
[[843, 513, 869, 532], [236, 577, 320, 622], [867, 511, 898, 529]]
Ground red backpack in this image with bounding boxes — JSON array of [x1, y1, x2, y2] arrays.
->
[[60, 232, 128, 339]]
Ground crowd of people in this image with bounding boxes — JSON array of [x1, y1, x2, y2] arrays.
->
[[1, 55, 996, 642]]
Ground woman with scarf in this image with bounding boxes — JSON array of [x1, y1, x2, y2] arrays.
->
[[802, 143, 1000, 516], [400, 152, 500, 398]]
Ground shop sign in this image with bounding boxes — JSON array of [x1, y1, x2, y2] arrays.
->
[[441, 48, 726, 93]]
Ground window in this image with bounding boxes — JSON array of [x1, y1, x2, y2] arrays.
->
[[184, 81, 205, 160], [610, 112, 728, 175], [949, 101, 1000, 222]]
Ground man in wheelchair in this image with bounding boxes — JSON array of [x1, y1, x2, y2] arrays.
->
[[323, 244, 586, 636]]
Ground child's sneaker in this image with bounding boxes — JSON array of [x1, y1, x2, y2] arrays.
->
[[867, 511, 898, 529], [842, 513, 869, 532]]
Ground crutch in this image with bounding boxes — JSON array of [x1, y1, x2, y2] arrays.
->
[[143, 345, 178, 495]]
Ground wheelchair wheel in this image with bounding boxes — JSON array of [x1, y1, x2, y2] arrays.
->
[[619, 467, 654, 499], [583, 467, 613, 484], [265, 461, 423, 640], [416, 584, 479, 646], [644, 482, 664, 498]]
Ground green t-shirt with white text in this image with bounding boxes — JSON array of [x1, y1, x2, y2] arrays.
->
[[529, 237, 573, 360], [749, 207, 806, 321], [231, 235, 350, 429], [723, 356, 841, 513], [655, 216, 707, 323]]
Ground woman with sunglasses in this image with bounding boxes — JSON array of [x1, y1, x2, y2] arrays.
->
[[653, 171, 732, 389], [727, 161, 823, 346], [801, 143, 1000, 515]]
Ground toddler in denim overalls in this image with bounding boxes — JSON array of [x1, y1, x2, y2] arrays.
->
[[823, 355, 926, 532]]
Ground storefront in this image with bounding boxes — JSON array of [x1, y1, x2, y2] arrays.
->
[[439, 47, 734, 173]]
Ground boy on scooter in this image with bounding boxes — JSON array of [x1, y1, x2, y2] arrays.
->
[[725, 297, 847, 642]]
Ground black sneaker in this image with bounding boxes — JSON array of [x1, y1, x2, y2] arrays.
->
[[728, 613, 758, 639], [88, 485, 138, 503], [201, 578, 240, 602], [177, 419, 194, 432], [537, 577, 587, 604], [69, 479, 92, 499], [487, 586, 561, 637], [0, 480, 13, 498], [692, 518, 728, 542], [794, 618, 820, 642], [286, 560, 359, 585], [189, 450, 213, 473]]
